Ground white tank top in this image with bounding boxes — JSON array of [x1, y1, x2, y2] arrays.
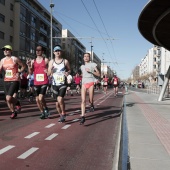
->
[[52, 59, 66, 85]]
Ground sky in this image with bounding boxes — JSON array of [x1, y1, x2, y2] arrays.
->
[[38, 0, 152, 79]]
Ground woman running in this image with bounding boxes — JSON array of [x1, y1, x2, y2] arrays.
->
[[80, 53, 100, 125]]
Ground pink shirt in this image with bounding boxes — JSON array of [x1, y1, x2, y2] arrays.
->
[[33, 59, 49, 85], [74, 76, 82, 84]]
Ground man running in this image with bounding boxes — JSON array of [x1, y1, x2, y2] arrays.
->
[[48, 45, 71, 123], [0, 45, 26, 119], [27, 45, 49, 119]]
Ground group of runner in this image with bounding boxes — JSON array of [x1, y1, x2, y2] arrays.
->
[[95, 73, 119, 96], [0, 44, 119, 124]]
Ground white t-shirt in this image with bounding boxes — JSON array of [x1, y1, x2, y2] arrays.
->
[[80, 62, 97, 84]]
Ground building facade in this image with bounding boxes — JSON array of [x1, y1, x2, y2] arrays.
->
[[62, 29, 86, 75]]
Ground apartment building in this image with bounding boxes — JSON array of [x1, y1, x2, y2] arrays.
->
[[0, 0, 62, 60], [139, 48, 154, 77], [62, 29, 86, 74]]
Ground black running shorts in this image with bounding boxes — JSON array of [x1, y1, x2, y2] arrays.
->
[[52, 84, 67, 100], [4, 81, 20, 96], [34, 84, 48, 96]]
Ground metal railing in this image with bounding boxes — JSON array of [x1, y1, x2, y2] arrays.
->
[[146, 82, 170, 98]]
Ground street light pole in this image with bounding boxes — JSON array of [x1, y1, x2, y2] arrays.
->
[[50, 1, 54, 60], [90, 39, 93, 62]]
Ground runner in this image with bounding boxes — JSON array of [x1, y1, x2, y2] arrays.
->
[[111, 73, 119, 97], [26, 45, 49, 119], [74, 72, 82, 94], [47, 45, 71, 123], [19, 70, 28, 98], [102, 74, 109, 94], [0, 45, 26, 119], [27, 73, 34, 102], [80, 52, 100, 125]]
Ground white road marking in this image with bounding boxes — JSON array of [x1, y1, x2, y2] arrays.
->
[[61, 125, 71, 129], [68, 113, 74, 116], [24, 132, 40, 139], [45, 123, 55, 128], [45, 133, 58, 140], [74, 110, 81, 112], [72, 119, 79, 122], [0, 145, 15, 155], [17, 147, 39, 159]]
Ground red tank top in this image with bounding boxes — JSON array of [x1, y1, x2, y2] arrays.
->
[[33, 59, 49, 85], [2, 56, 20, 81]]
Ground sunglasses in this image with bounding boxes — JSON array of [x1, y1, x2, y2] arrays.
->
[[2, 48, 11, 51], [54, 50, 61, 52]]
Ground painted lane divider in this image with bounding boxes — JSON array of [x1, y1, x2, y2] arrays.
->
[[45, 123, 56, 128], [24, 132, 40, 139], [17, 147, 39, 159], [61, 125, 71, 129], [0, 145, 15, 155], [71, 119, 80, 122], [74, 110, 81, 112], [45, 133, 58, 140]]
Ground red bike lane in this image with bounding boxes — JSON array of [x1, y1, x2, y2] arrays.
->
[[0, 89, 123, 170]]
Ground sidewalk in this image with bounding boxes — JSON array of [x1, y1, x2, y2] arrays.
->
[[125, 90, 170, 170]]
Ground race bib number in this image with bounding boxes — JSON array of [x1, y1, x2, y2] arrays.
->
[[5, 70, 13, 78], [36, 74, 44, 81], [53, 73, 65, 84]]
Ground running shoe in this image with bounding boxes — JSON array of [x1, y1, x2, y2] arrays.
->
[[44, 108, 50, 118], [40, 113, 46, 119], [80, 116, 85, 125], [10, 112, 17, 119], [16, 105, 21, 112], [90, 104, 94, 112], [58, 114, 66, 123]]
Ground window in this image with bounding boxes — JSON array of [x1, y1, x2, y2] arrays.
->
[[9, 36, 13, 43], [31, 15, 36, 27], [0, 13, 5, 22], [20, 21, 26, 36], [20, 5, 26, 21], [0, 31, 4, 39], [10, 3, 14, 11], [30, 28, 35, 40], [20, 37, 26, 50], [30, 42, 35, 54], [0, 0, 5, 5], [10, 20, 13, 27]]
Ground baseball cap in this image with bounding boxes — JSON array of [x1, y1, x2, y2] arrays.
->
[[1, 45, 12, 50], [53, 45, 62, 51]]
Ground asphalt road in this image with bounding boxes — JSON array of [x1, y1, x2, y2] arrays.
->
[[0, 88, 123, 170]]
